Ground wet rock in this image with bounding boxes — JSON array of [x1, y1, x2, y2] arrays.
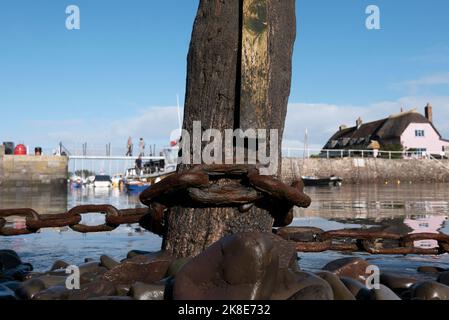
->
[[369, 284, 401, 300], [417, 266, 447, 274], [2, 263, 33, 281], [167, 258, 191, 277], [340, 277, 371, 300], [66, 280, 116, 300], [0, 281, 21, 292], [84, 258, 95, 263], [437, 271, 449, 286], [130, 282, 165, 300], [380, 273, 417, 292], [275, 227, 324, 242], [174, 233, 280, 300], [100, 255, 120, 270], [50, 260, 70, 271], [272, 270, 333, 300], [411, 281, 449, 300], [0, 284, 17, 300], [15, 278, 46, 300], [33, 286, 70, 300], [126, 250, 152, 259], [102, 254, 172, 286], [322, 257, 370, 283], [78, 262, 102, 275], [0, 250, 22, 270], [288, 285, 333, 300], [115, 284, 131, 296], [80, 267, 108, 285], [316, 271, 355, 300], [22, 272, 45, 281], [37, 275, 67, 288], [88, 296, 135, 300]]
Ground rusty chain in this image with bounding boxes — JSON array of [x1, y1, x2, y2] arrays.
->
[[1, 164, 448, 255]]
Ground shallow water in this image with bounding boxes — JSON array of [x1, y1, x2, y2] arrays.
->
[[1, 183, 449, 274]]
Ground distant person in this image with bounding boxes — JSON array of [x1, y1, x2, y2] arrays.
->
[[138, 138, 146, 157], [126, 137, 133, 156], [135, 155, 143, 176]]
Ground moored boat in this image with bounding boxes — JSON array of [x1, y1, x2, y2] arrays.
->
[[301, 175, 342, 187]]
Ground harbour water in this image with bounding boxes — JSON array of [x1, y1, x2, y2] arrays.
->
[[1, 183, 449, 274]]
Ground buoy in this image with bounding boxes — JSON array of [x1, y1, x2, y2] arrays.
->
[[14, 144, 27, 155]]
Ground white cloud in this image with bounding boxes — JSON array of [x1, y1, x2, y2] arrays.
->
[[391, 73, 449, 94]]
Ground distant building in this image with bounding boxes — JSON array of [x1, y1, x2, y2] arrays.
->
[[322, 104, 449, 156]]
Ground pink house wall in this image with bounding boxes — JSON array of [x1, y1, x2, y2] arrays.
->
[[401, 123, 449, 155]]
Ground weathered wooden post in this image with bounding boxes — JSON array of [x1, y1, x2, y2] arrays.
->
[[160, 0, 297, 258]]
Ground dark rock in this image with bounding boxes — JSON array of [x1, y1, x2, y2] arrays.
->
[[33, 286, 70, 300], [316, 271, 355, 300], [78, 262, 101, 275], [130, 282, 165, 300], [322, 257, 370, 283], [115, 284, 131, 296], [437, 271, 449, 286], [126, 250, 152, 259], [288, 285, 333, 300], [340, 277, 371, 300], [80, 268, 108, 285], [0, 284, 17, 300], [2, 263, 33, 281], [15, 278, 46, 300], [417, 266, 446, 274], [100, 255, 120, 270], [272, 270, 333, 300], [84, 258, 95, 263], [0, 281, 21, 292], [174, 232, 280, 300], [22, 272, 45, 280], [380, 273, 417, 291], [36, 275, 67, 288], [66, 280, 116, 300], [167, 258, 191, 277], [50, 260, 70, 271], [275, 227, 324, 242], [369, 284, 401, 300], [102, 254, 171, 286], [88, 296, 135, 300], [411, 281, 449, 300], [0, 250, 22, 270]]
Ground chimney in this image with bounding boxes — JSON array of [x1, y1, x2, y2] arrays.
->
[[339, 125, 347, 131], [425, 103, 433, 123], [356, 117, 363, 129]]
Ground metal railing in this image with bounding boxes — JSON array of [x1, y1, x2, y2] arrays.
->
[[282, 148, 448, 160]]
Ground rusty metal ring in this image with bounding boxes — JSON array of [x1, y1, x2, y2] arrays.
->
[[0, 208, 40, 236], [68, 205, 120, 233]]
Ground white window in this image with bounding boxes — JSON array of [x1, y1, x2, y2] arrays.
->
[[415, 130, 425, 137]]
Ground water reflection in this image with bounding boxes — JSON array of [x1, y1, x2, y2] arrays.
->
[[1, 184, 449, 272]]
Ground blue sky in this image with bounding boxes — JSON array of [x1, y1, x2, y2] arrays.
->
[[1, 0, 449, 152]]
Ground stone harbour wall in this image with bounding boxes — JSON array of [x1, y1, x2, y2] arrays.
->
[[281, 158, 449, 184], [0, 155, 68, 190]]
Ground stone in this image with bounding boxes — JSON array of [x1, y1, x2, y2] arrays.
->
[[130, 282, 165, 300], [78, 262, 102, 275], [417, 266, 446, 274], [322, 257, 370, 283], [437, 271, 449, 286], [80, 267, 108, 284], [15, 278, 46, 300], [380, 273, 417, 291], [0, 250, 22, 270], [88, 296, 135, 300], [0, 284, 17, 300], [174, 232, 279, 300], [369, 284, 401, 300], [102, 255, 172, 286], [66, 280, 116, 300], [126, 250, 152, 259], [167, 258, 191, 277], [340, 277, 371, 300], [272, 270, 333, 300], [36, 275, 67, 288], [115, 284, 131, 296], [50, 260, 70, 271], [100, 255, 120, 270], [33, 286, 70, 300], [411, 281, 449, 300], [275, 227, 324, 242], [316, 271, 355, 300], [0, 281, 21, 292], [288, 285, 333, 300], [2, 263, 33, 281]]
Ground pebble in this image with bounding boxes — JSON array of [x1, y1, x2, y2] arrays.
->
[[316, 271, 355, 300], [411, 281, 449, 300], [322, 257, 370, 283], [340, 277, 371, 300], [369, 284, 401, 300]]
